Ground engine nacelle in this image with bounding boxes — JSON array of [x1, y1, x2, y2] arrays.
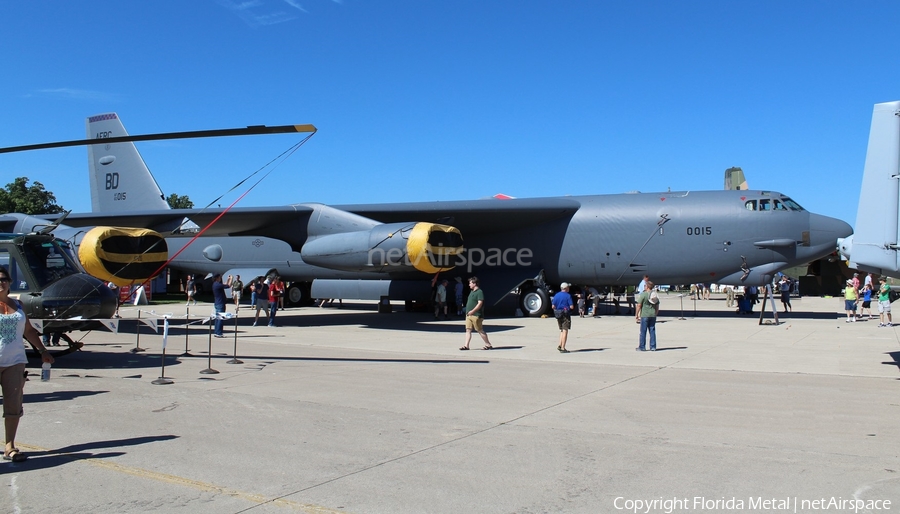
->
[[301, 222, 463, 274], [78, 226, 168, 286]]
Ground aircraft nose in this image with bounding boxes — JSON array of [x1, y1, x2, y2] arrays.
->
[[809, 213, 853, 248], [41, 273, 118, 319]]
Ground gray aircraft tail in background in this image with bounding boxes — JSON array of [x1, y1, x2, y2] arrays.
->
[[839, 101, 900, 276]]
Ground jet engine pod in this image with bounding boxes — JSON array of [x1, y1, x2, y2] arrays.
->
[[301, 222, 464, 274], [78, 226, 168, 286]]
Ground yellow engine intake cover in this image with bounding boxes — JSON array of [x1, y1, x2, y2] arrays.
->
[[407, 223, 464, 274], [78, 226, 168, 286]]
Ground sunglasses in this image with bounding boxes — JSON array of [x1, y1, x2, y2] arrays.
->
[[0, 278, 9, 284]]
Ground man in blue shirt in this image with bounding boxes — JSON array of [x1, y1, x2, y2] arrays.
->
[[552, 282, 574, 353], [211, 274, 232, 338]]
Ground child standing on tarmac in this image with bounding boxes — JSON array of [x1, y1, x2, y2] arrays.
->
[[860, 283, 874, 320]]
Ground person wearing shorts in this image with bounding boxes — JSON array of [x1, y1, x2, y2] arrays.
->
[[878, 277, 893, 327], [552, 282, 574, 352], [185, 274, 197, 306], [434, 279, 448, 320], [232, 275, 243, 311], [844, 279, 858, 323], [460, 277, 492, 351], [0, 265, 54, 462]]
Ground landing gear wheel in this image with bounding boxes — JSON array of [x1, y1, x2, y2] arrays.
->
[[286, 282, 312, 306], [520, 287, 550, 317], [287, 285, 303, 305]]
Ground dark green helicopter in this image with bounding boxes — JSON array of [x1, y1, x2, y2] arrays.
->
[[0, 229, 117, 355]]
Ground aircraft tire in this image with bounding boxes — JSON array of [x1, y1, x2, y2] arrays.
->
[[287, 282, 313, 306], [520, 287, 550, 317]]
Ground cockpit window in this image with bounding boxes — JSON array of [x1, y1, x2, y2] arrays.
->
[[781, 197, 804, 211], [745, 197, 805, 212], [20, 238, 82, 288]]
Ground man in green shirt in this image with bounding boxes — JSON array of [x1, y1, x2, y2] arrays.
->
[[878, 277, 893, 327], [635, 280, 659, 351], [460, 276, 492, 350]]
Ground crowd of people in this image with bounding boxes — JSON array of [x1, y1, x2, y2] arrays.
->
[[843, 272, 892, 326], [176, 270, 893, 354]]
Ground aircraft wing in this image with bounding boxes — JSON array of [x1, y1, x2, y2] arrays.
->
[[335, 197, 581, 236], [61, 197, 582, 246], [62, 205, 318, 250]]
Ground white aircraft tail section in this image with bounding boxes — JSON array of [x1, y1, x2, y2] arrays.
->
[[840, 101, 900, 275], [86, 113, 170, 212]]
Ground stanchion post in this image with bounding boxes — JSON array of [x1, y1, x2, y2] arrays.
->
[[152, 346, 174, 385], [181, 305, 193, 357], [152, 318, 174, 385], [131, 309, 146, 353], [678, 294, 686, 320], [227, 311, 243, 364], [200, 315, 219, 375]]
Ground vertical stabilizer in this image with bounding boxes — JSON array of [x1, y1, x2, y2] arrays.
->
[[724, 167, 748, 190], [86, 113, 170, 212], [842, 101, 900, 275]]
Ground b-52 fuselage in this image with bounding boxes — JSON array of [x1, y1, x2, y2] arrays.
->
[[57, 189, 851, 315]]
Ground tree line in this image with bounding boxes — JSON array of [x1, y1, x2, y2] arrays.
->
[[0, 177, 192, 215]]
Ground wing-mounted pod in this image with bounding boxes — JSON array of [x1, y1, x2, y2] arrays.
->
[[301, 222, 464, 274], [78, 226, 169, 286]]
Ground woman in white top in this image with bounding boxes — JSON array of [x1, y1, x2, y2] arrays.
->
[[0, 265, 54, 462]]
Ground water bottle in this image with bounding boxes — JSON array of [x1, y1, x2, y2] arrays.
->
[[41, 361, 51, 382]]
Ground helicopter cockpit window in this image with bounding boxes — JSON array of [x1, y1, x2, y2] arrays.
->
[[0, 249, 31, 291], [20, 239, 81, 288]]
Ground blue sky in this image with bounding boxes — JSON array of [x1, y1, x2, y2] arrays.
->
[[2, 1, 899, 226]]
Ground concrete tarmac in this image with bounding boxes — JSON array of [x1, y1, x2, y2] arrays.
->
[[3, 295, 899, 513]]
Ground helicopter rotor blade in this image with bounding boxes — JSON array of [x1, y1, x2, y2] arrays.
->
[[0, 124, 317, 154], [38, 210, 72, 235]]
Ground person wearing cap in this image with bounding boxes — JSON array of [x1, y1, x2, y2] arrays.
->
[[878, 277, 893, 327], [552, 282, 574, 352], [851, 273, 860, 292], [843, 278, 858, 323], [635, 280, 659, 351]]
